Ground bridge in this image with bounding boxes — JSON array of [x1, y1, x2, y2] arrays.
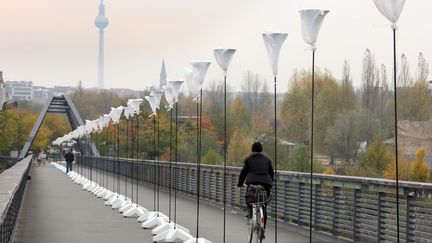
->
[[1, 155, 432, 243]]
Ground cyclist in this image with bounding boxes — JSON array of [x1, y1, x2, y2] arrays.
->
[[237, 142, 274, 236]]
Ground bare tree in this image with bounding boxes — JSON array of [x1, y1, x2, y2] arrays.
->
[[361, 49, 380, 113], [416, 52, 429, 83], [341, 60, 352, 87], [241, 71, 266, 114], [398, 54, 412, 87]]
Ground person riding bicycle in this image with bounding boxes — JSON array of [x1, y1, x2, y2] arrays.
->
[[237, 142, 274, 231]]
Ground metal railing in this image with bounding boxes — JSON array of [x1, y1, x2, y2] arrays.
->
[[77, 156, 432, 242], [0, 156, 32, 243]]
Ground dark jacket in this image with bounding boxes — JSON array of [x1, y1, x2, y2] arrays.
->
[[237, 152, 274, 187], [64, 152, 74, 163]]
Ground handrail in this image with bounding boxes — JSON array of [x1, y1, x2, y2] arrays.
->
[[78, 155, 432, 242], [0, 156, 32, 243]]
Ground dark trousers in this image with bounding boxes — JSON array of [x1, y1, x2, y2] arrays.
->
[[66, 161, 73, 173]]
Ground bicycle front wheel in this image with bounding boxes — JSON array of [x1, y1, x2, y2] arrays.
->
[[248, 219, 254, 243], [256, 226, 264, 243]]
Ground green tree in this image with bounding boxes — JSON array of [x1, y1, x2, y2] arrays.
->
[[202, 148, 222, 165], [227, 129, 251, 166], [349, 136, 393, 178]]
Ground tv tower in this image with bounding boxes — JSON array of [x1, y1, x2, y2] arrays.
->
[[95, 0, 109, 89]]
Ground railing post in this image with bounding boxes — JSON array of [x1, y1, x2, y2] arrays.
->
[[378, 192, 383, 242], [332, 186, 339, 236], [406, 193, 414, 242], [298, 182, 303, 225], [353, 189, 360, 241], [314, 184, 321, 230], [283, 181, 288, 222]]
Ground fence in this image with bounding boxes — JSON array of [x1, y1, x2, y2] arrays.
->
[[77, 156, 432, 242], [0, 156, 32, 243]]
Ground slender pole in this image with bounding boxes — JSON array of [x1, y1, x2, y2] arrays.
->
[[136, 115, 139, 205], [125, 119, 129, 198], [223, 74, 227, 243], [274, 75, 278, 243], [309, 50, 316, 242], [153, 116, 157, 212], [106, 127, 109, 186], [174, 102, 179, 228], [169, 108, 173, 222], [117, 123, 120, 195], [195, 98, 200, 240], [105, 127, 109, 188], [157, 111, 160, 214], [112, 126, 115, 192], [90, 134, 94, 181], [131, 118, 134, 203], [196, 88, 203, 240], [393, 28, 400, 243]]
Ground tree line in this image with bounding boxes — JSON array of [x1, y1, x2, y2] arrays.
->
[[0, 50, 430, 182]]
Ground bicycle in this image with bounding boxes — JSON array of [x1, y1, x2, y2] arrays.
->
[[247, 187, 272, 243]]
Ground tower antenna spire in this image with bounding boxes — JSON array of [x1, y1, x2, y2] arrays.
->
[[95, 0, 109, 89]]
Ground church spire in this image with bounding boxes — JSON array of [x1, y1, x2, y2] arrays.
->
[[159, 59, 167, 88]]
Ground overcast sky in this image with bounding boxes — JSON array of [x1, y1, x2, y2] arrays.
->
[[0, 0, 431, 92]]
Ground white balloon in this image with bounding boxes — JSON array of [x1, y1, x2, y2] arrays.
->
[[374, 0, 406, 27], [150, 90, 163, 110], [299, 9, 329, 50], [262, 32, 288, 76], [190, 62, 211, 86], [168, 80, 184, 103], [163, 85, 175, 109], [184, 67, 200, 100], [145, 95, 157, 116], [214, 48, 236, 73]]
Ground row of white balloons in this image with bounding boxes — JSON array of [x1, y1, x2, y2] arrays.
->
[[51, 10, 323, 146], [52, 2, 404, 242]]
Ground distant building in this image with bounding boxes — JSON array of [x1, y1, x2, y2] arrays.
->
[[386, 120, 432, 167], [33, 86, 52, 101], [5, 81, 33, 100], [0, 71, 6, 110]]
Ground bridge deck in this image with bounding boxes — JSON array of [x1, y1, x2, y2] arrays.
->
[[13, 163, 335, 243]]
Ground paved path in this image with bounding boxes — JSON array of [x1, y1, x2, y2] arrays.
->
[[13, 163, 152, 243], [13, 163, 338, 243]]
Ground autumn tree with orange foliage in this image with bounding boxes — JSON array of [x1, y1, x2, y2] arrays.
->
[[383, 151, 410, 181], [410, 147, 430, 182]]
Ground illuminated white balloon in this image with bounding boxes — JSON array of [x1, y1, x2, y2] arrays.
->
[[163, 85, 175, 109], [299, 9, 329, 50], [374, 0, 406, 28], [127, 98, 144, 115], [150, 90, 163, 110], [262, 32, 288, 76], [184, 67, 199, 100], [168, 80, 184, 103], [190, 61, 211, 86], [145, 95, 157, 116], [214, 48, 236, 73], [110, 106, 124, 124]]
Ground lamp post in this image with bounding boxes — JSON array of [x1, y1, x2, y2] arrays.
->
[[263, 32, 287, 243], [141, 92, 169, 228], [183, 61, 212, 243], [373, 1, 406, 241], [299, 9, 329, 241], [214, 48, 236, 243]]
